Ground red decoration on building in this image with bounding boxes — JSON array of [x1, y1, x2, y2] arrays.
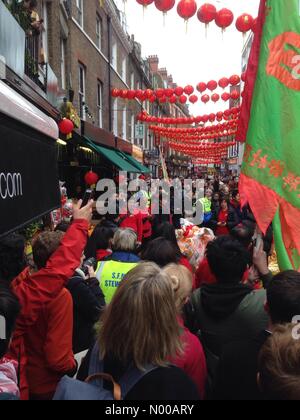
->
[[156, 88, 165, 98], [196, 82, 207, 93], [229, 75, 241, 86], [218, 77, 229, 89], [179, 95, 188, 104], [197, 3, 217, 24], [177, 0, 197, 21], [221, 92, 230, 102], [58, 118, 74, 135], [201, 94, 210, 104], [215, 8, 234, 30], [136, 0, 154, 6], [231, 90, 240, 101], [174, 86, 184, 96], [207, 80, 218, 91], [211, 93, 220, 103], [236, 13, 254, 34], [189, 95, 198, 104], [84, 171, 99, 187], [154, 0, 175, 13], [184, 85, 194, 95], [111, 88, 120, 97]]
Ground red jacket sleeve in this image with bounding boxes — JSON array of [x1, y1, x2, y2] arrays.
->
[[12, 219, 89, 335], [44, 289, 76, 374]]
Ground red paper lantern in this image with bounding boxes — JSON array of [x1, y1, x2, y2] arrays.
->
[[120, 90, 128, 99], [197, 3, 217, 24], [230, 75, 241, 86], [196, 82, 207, 93], [252, 18, 258, 33], [169, 95, 177, 104], [111, 88, 120, 98], [177, 0, 197, 21], [58, 118, 74, 135], [236, 14, 254, 34], [221, 92, 230, 102], [218, 77, 229, 89], [211, 93, 220, 103], [149, 95, 157, 103], [184, 85, 194, 95], [179, 95, 188, 104], [156, 88, 165, 98], [135, 89, 143, 99], [189, 95, 198, 104], [159, 96, 167, 103], [241, 72, 247, 82], [145, 89, 153, 99], [217, 111, 224, 119], [201, 94, 210, 104], [231, 91, 240, 101], [136, 0, 154, 6], [209, 113, 216, 122], [84, 171, 99, 186], [215, 8, 234, 30], [165, 88, 174, 97], [127, 90, 136, 100], [154, 0, 175, 13], [207, 80, 218, 91], [175, 87, 184, 96]]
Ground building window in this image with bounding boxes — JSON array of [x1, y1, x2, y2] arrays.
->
[[75, 0, 83, 27], [97, 81, 103, 128], [40, 0, 48, 65], [131, 114, 135, 144], [130, 73, 134, 90], [122, 107, 127, 139], [112, 41, 117, 71], [96, 15, 102, 51], [60, 38, 66, 90], [78, 63, 86, 120], [113, 98, 118, 136], [122, 57, 127, 82]]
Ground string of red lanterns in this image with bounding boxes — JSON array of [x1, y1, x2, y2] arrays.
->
[[135, 1, 256, 34], [111, 87, 241, 104], [137, 107, 240, 125]]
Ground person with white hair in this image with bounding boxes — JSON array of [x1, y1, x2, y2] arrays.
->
[[95, 229, 140, 304]]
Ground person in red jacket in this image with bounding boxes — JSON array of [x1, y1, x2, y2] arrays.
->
[[8, 200, 93, 400], [164, 264, 207, 399]]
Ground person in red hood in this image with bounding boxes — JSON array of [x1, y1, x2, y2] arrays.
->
[[8, 200, 93, 400], [120, 195, 152, 244]]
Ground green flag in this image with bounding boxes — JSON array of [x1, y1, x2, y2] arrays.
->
[[237, 0, 300, 271]]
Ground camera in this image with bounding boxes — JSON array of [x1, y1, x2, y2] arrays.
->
[[81, 257, 96, 277]]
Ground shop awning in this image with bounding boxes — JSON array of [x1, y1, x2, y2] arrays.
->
[[84, 137, 140, 173], [123, 153, 151, 174]]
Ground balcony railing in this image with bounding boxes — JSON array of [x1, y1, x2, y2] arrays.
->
[[25, 33, 47, 91], [1, 0, 47, 92]]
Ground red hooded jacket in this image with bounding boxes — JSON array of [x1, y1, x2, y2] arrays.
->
[[8, 219, 89, 400]]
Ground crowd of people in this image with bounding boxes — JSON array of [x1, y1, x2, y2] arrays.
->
[[0, 174, 300, 401]]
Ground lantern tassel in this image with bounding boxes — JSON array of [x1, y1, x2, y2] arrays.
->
[[205, 23, 208, 40], [163, 12, 166, 27], [185, 20, 188, 34]]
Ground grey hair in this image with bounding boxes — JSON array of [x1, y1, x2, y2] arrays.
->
[[112, 228, 137, 252]]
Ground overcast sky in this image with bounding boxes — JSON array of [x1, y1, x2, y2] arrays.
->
[[114, 0, 260, 115]]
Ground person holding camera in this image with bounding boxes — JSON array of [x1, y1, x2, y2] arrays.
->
[[67, 256, 105, 355]]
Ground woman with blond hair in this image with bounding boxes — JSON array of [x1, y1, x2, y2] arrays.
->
[[164, 264, 207, 399], [75, 262, 199, 400]]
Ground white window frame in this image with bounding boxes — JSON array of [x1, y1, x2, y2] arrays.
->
[[122, 57, 127, 83], [60, 38, 66, 90], [112, 41, 117, 71], [96, 14, 102, 51], [113, 98, 118, 136], [122, 107, 127, 139], [130, 72, 134, 90], [78, 63, 86, 120], [97, 80, 103, 128], [76, 0, 83, 28], [131, 114, 135, 144]]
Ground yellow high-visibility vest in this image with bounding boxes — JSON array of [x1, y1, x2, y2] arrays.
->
[[96, 260, 138, 304]]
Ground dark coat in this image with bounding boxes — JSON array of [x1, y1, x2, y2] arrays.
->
[[67, 271, 105, 354], [210, 205, 239, 232]]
